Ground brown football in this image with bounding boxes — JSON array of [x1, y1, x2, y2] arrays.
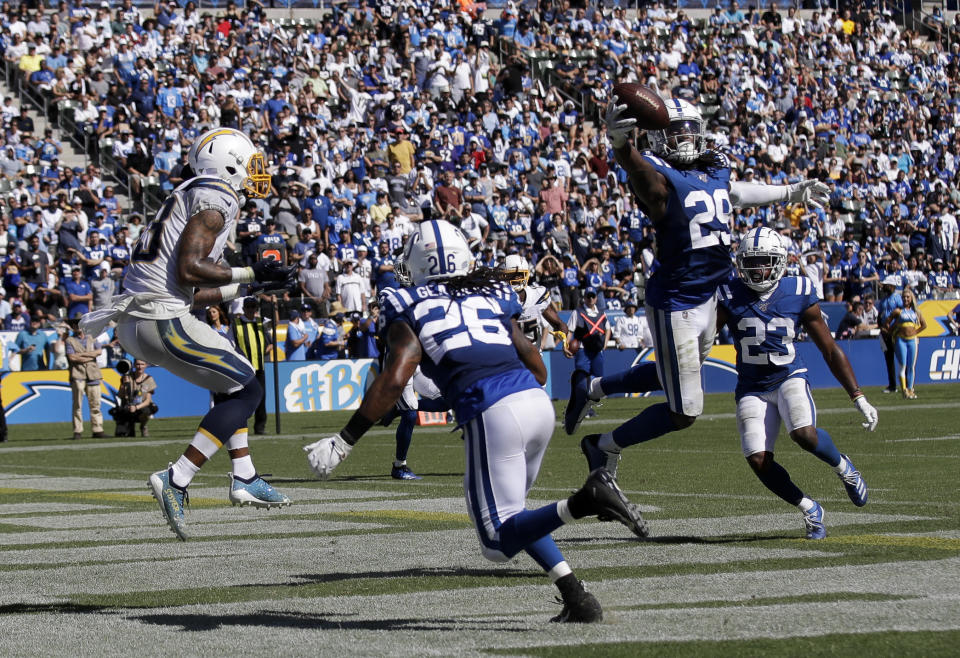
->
[[612, 82, 670, 130]]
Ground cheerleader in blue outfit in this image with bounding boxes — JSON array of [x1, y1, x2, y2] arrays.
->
[[886, 288, 926, 399]]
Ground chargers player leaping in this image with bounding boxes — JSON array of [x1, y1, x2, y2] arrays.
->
[[572, 97, 832, 479], [500, 255, 568, 352], [82, 128, 296, 541], [304, 220, 646, 623], [718, 227, 877, 539]]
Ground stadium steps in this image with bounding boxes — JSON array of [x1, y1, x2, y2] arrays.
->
[[0, 74, 133, 213]]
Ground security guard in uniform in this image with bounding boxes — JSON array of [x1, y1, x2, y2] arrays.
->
[[233, 297, 272, 434]]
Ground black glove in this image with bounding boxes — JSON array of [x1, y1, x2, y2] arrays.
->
[[247, 265, 299, 295], [250, 258, 294, 283]]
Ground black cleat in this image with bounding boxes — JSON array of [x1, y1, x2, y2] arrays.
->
[[578, 468, 648, 538], [550, 585, 603, 623]]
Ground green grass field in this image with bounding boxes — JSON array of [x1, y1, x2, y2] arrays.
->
[[1, 384, 958, 656]]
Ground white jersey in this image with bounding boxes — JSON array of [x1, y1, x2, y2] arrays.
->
[[613, 313, 652, 349], [518, 284, 551, 344], [123, 176, 241, 318]]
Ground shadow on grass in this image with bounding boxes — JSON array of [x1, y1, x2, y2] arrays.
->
[[560, 533, 798, 545], [133, 609, 533, 632]]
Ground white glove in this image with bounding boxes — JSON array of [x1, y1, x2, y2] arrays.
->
[[853, 395, 878, 432], [303, 434, 353, 480], [604, 99, 637, 149], [787, 179, 831, 208]]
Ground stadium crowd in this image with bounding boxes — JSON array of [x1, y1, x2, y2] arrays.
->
[[1, 0, 959, 364]]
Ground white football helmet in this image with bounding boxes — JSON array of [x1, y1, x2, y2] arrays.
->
[[647, 98, 705, 164], [501, 254, 530, 292], [188, 128, 271, 198], [404, 219, 474, 285], [736, 227, 788, 293]]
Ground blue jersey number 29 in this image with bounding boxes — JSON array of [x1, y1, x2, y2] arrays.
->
[[685, 189, 732, 250]]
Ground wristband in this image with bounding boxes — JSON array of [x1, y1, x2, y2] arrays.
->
[[851, 390, 863, 401], [218, 283, 242, 302], [341, 412, 374, 445], [230, 267, 255, 284]]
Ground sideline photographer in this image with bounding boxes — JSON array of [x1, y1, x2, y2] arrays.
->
[[110, 359, 157, 437]]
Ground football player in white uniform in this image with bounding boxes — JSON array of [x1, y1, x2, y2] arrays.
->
[[82, 128, 296, 541], [304, 220, 646, 623], [500, 255, 567, 351]]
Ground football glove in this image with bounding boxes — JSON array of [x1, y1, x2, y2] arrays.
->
[[250, 258, 295, 284], [551, 330, 567, 343], [786, 179, 831, 208], [246, 265, 299, 295], [604, 99, 637, 149], [853, 395, 878, 431], [303, 434, 352, 480]]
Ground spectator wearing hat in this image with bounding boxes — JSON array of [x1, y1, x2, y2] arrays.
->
[[387, 127, 416, 174], [15, 312, 49, 371], [335, 259, 367, 313], [877, 276, 905, 393], [566, 287, 610, 378], [65, 320, 105, 440], [315, 312, 346, 361], [613, 301, 651, 354], [62, 266, 92, 319], [284, 309, 310, 362]]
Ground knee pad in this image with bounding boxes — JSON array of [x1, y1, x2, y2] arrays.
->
[[478, 544, 510, 564]]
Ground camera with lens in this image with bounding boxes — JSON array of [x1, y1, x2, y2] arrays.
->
[[116, 358, 132, 375]]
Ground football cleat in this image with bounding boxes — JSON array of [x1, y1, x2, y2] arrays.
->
[[837, 454, 867, 507], [550, 584, 603, 623], [391, 464, 422, 480], [228, 473, 291, 508], [563, 370, 594, 435], [576, 468, 648, 538], [148, 464, 189, 541], [580, 434, 621, 479], [803, 501, 826, 540]]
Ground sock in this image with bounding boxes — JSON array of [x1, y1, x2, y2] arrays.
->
[[170, 455, 199, 489], [188, 428, 222, 461], [809, 428, 842, 468], [231, 455, 256, 480], [797, 497, 816, 512], [611, 402, 677, 449], [393, 460, 407, 468], [523, 535, 566, 572], [548, 561, 573, 583], [597, 362, 662, 397], [754, 459, 804, 506], [834, 455, 849, 475], [597, 431, 620, 453], [395, 410, 416, 462], [556, 499, 575, 524], [498, 505, 566, 558]]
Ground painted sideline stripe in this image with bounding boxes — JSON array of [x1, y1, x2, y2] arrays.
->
[[2, 400, 959, 454], [884, 435, 960, 443]]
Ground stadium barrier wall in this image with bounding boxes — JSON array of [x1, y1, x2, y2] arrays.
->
[[5, 338, 960, 425]]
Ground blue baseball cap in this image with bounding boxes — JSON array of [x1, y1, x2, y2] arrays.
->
[[584, 287, 597, 297]]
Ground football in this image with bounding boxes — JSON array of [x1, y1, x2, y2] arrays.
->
[[566, 337, 581, 355], [612, 82, 670, 130]]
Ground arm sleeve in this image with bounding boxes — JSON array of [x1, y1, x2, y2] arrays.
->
[[728, 181, 789, 209]]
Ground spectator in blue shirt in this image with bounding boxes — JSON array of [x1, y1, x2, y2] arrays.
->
[[15, 313, 49, 370], [284, 310, 309, 361], [62, 266, 93, 318]]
